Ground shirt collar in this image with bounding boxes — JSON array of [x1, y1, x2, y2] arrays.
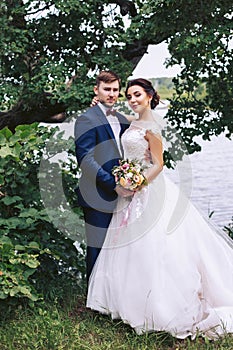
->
[[98, 102, 116, 117]]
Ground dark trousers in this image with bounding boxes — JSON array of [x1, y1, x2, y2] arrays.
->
[[83, 207, 113, 283]]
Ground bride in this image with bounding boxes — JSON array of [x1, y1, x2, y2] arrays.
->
[[86, 78, 233, 339]]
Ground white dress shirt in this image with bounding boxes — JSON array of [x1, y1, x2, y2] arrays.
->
[[98, 103, 122, 155]]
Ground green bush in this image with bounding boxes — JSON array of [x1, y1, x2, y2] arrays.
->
[[0, 123, 85, 304]]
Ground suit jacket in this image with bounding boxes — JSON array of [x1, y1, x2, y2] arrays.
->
[[74, 104, 130, 212]]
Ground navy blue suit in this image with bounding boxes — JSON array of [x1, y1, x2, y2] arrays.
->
[[74, 104, 129, 281]]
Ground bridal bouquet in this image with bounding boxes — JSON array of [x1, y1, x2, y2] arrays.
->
[[112, 159, 148, 190]]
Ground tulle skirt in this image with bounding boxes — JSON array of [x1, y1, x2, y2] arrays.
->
[[87, 173, 233, 339]]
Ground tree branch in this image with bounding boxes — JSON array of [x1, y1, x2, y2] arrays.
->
[[0, 94, 67, 132], [107, 0, 137, 16]]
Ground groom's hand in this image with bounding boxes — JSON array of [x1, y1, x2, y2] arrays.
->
[[115, 185, 134, 198], [144, 148, 152, 163]]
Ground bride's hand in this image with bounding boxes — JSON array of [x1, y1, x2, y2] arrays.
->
[[133, 182, 147, 193], [90, 96, 99, 107], [115, 185, 134, 197]]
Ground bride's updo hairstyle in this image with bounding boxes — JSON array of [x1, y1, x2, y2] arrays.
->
[[125, 78, 160, 109]]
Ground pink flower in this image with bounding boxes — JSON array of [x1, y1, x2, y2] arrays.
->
[[122, 163, 130, 170]]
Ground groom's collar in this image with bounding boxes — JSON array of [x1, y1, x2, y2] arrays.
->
[[98, 102, 117, 116]]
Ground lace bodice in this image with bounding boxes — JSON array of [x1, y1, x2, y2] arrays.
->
[[121, 120, 161, 166]]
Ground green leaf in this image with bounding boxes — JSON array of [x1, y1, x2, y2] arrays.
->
[[19, 286, 31, 295], [0, 236, 13, 246], [0, 128, 13, 140], [9, 258, 21, 265], [0, 133, 6, 146], [2, 196, 22, 205], [28, 242, 40, 249], [29, 293, 39, 301], [15, 245, 26, 251], [0, 291, 8, 299], [25, 259, 40, 269], [0, 145, 18, 158], [19, 208, 39, 218], [10, 287, 20, 296], [23, 268, 36, 279]]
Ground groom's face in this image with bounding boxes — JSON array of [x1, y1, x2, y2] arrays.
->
[[94, 80, 120, 107]]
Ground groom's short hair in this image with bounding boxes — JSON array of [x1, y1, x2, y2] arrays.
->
[[96, 70, 121, 88]]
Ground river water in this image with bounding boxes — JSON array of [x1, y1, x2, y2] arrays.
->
[[164, 133, 233, 229], [158, 106, 233, 229]]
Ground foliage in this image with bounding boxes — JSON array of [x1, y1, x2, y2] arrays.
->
[[1, 0, 232, 159], [149, 77, 175, 100], [167, 0, 232, 149], [0, 124, 85, 303], [0, 235, 42, 301], [150, 77, 205, 102], [0, 0, 133, 116], [125, 0, 232, 164]]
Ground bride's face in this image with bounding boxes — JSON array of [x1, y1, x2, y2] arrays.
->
[[126, 85, 151, 114]]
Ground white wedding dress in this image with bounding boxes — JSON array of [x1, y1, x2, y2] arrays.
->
[[86, 119, 233, 339]]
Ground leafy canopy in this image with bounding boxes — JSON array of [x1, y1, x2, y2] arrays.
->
[[0, 0, 232, 151]]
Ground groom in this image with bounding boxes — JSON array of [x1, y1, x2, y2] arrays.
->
[[74, 70, 133, 282]]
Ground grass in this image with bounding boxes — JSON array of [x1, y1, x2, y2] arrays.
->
[[1, 293, 233, 350]]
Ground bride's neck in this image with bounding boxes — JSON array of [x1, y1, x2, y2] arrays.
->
[[138, 108, 154, 121]]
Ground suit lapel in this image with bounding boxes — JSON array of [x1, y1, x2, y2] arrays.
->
[[116, 113, 130, 134], [93, 105, 130, 157], [116, 112, 130, 156]]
